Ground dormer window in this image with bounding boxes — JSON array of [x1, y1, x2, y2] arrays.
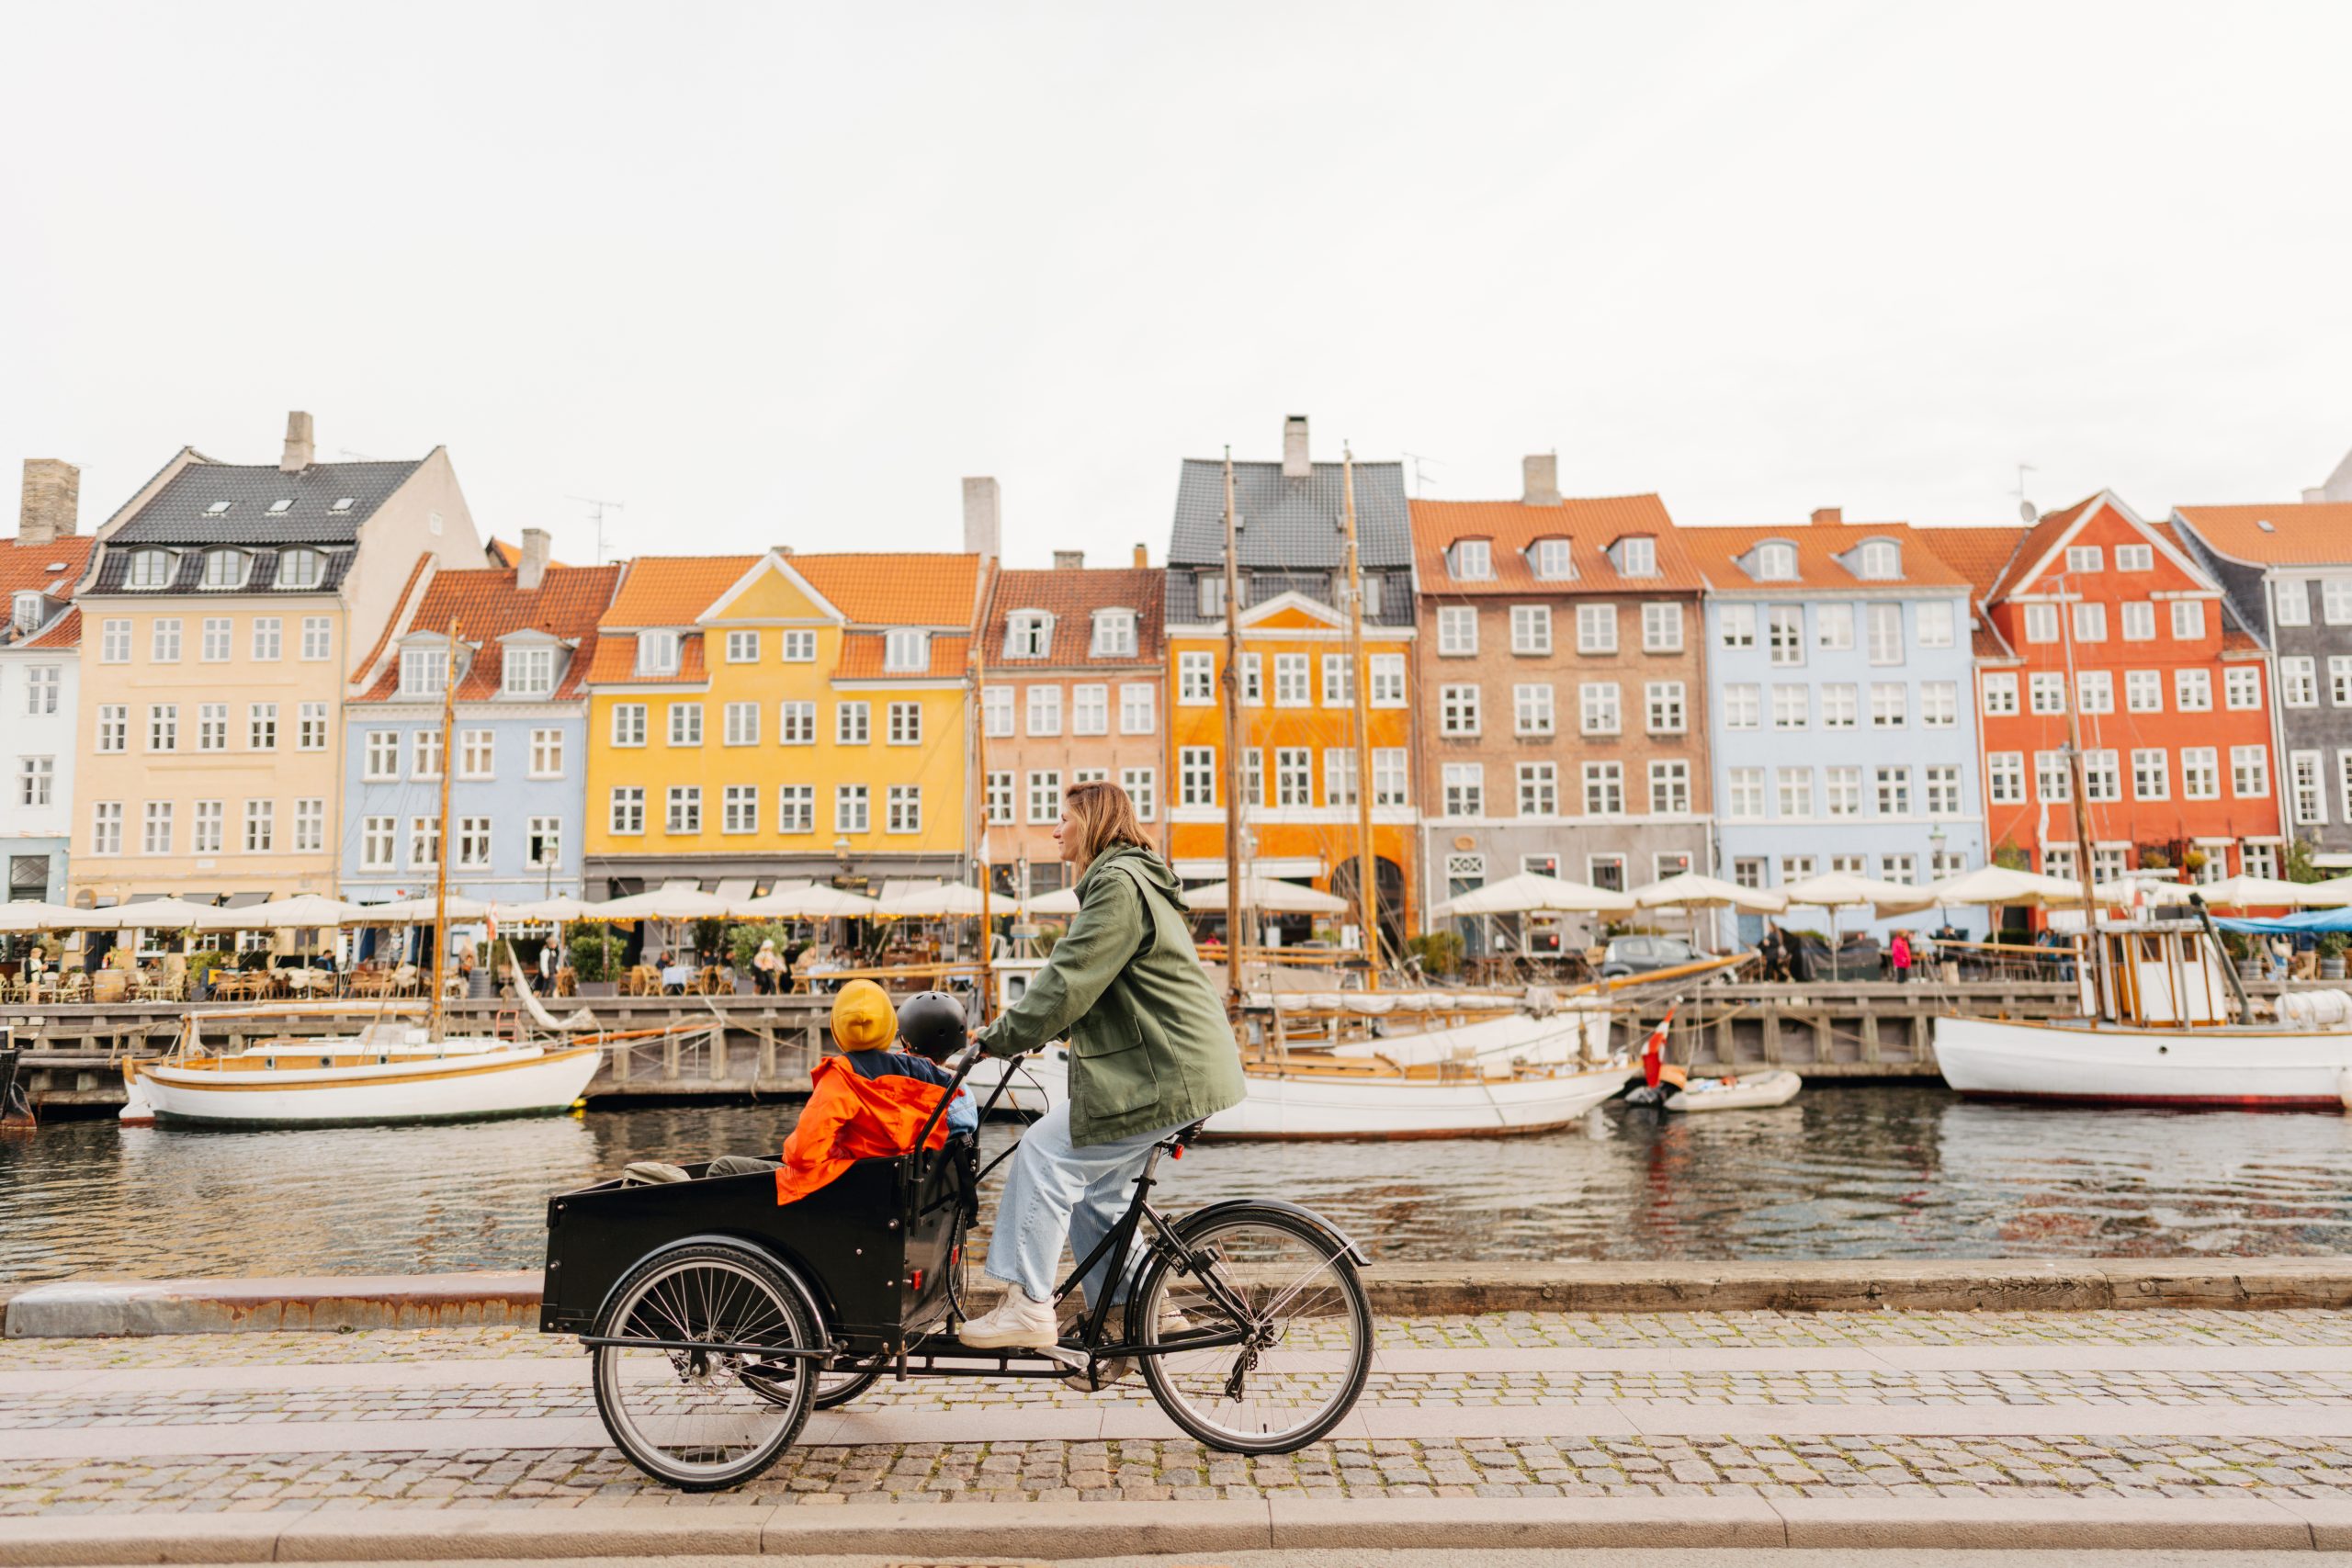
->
[[1091, 609, 1136, 657], [127, 548, 175, 590], [1360, 574, 1384, 618], [203, 500, 234, 516], [636, 630, 681, 676], [201, 549, 251, 589], [503, 645, 555, 696], [277, 548, 323, 590], [400, 646, 449, 698], [1853, 539, 1901, 581], [1751, 541, 1799, 581], [1617, 536, 1658, 578], [884, 628, 931, 672], [330, 497, 355, 513], [1449, 539, 1493, 581], [1195, 575, 1226, 619], [1531, 539, 1574, 581], [1005, 612, 1053, 659], [11, 592, 44, 636], [267, 499, 293, 515]]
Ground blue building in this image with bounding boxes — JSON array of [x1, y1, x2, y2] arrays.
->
[[1682, 515, 1987, 943], [340, 536, 621, 907]]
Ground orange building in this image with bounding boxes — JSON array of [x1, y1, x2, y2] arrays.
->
[[1162, 418, 1418, 947]]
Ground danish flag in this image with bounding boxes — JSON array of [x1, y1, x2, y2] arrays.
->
[[1641, 1004, 1679, 1089]]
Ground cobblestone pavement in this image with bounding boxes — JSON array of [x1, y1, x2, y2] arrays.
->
[[12, 1312, 2352, 1516]]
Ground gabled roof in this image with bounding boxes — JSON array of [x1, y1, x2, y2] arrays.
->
[[983, 567, 1164, 666], [836, 632, 973, 681], [108, 457, 424, 546], [1910, 525, 2027, 601], [789, 552, 980, 627], [1409, 494, 1700, 593], [0, 533, 95, 647], [1986, 491, 2216, 603], [1169, 457, 1412, 571], [1984, 496, 2097, 601], [356, 562, 623, 703], [2171, 502, 2352, 569], [600, 556, 761, 629], [1677, 521, 1971, 592]]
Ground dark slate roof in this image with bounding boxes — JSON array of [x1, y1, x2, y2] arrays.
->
[[88, 543, 356, 596], [1168, 458, 1412, 571], [109, 459, 423, 546]]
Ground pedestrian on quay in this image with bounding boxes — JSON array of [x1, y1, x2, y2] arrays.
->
[[752, 938, 785, 995], [957, 779, 1245, 1349], [1890, 929, 1914, 984]]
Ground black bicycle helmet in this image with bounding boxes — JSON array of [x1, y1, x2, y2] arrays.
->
[[896, 989, 967, 1062]]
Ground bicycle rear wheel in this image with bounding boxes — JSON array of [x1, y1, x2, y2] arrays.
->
[[590, 1241, 820, 1490], [1133, 1205, 1372, 1454]]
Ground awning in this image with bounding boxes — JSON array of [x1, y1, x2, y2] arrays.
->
[[222, 891, 272, 909], [1174, 856, 1322, 881], [713, 877, 757, 904]]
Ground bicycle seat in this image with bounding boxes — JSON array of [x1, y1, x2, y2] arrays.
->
[[1161, 1120, 1208, 1150]]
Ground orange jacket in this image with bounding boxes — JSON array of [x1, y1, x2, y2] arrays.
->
[[775, 1054, 949, 1207]]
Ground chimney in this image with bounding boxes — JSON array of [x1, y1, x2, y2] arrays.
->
[[1053, 549, 1085, 571], [516, 527, 551, 592], [17, 459, 79, 545], [280, 411, 315, 472], [961, 477, 1001, 560], [1521, 453, 1562, 507], [1282, 415, 1310, 479], [1133, 543, 1148, 569], [1809, 506, 1842, 526]]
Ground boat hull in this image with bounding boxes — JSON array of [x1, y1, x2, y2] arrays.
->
[[1933, 1015, 2352, 1109], [126, 1044, 604, 1128]]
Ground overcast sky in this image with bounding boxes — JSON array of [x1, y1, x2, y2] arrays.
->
[[4, 3, 2347, 569]]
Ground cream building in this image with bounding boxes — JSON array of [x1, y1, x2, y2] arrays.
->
[[68, 413, 481, 912]]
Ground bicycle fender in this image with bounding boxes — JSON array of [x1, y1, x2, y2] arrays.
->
[[589, 1231, 835, 1344], [1174, 1200, 1371, 1267]]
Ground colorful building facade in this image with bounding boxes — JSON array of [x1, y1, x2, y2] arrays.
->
[[1685, 513, 1986, 940], [1411, 465, 1712, 942], [1, 460, 94, 904], [67, 414, 480, 911], [1962, 491, 2280, 887], [978, 548, 1166, 897], [1162, 418, 1419, 945], [341, 534, 622, 905]]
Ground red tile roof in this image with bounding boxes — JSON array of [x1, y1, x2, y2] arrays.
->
[[1409, 496, 1702, 593], [21, 605, 80, 650], [982, 567, 1164, 667], [792, 552, 981, 626], [1912, 525, 2028, 599], [586, 631, 709, 686], [1676, 521, 1972, 592], [1984, 495, 2097, 602], [0, 535, 95, 649], [601, 556, 760, 629], [358, 562, 623, 702], [836, 632, 972, 681], [2172, 502, 2352, 568], [486, 537, 521, 569]]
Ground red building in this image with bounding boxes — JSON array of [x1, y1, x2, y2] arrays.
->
[[1939, 491, 2283, 887]]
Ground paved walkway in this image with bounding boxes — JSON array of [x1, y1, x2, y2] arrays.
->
[[12, 1311, 2352, 1516]]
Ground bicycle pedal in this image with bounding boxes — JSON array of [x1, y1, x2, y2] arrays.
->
[[1031, 1342, 1087, 1372]]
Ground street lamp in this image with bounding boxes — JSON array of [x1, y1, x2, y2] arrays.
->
[[1928, 826, 1950, 927], [832, 835, 851, 883]]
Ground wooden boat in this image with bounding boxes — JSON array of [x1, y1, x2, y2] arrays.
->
[[1666, 1068, 1802, 1112]]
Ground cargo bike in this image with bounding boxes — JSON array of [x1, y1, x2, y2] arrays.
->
[[539, 1047, 1374, 1490]]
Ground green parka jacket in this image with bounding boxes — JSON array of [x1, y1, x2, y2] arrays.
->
[[975, 844, 1246, 1145]]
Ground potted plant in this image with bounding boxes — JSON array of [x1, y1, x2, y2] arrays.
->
[[184, 948, 232, 1000], [728, 921, 795, 993], [569, 927, 623, 997], [2321, 932, 2348, 981]]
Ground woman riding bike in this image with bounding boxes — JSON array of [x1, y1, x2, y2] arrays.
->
[[957, 779, 1246, 1348]]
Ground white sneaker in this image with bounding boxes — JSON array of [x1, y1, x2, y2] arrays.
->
[[958, 1291, 1059, 1348]]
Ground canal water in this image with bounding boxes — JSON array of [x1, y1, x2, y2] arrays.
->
[[6, 1085, 2352, 1286]]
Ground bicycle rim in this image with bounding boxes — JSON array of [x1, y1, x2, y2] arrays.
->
[[1137, 1209, 1371, 1452], [591, 1249, 813, 1487]]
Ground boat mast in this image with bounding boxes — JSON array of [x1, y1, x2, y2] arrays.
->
[[428, 618, 459, 1044], [1340, 445, 1381, 991], [1220, 446, 1247, 1020], [2054, 577, 2110, 1013], [970, 626, 993, 1024]]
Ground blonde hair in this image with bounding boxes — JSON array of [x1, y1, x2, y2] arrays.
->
[[1062, 779, 1149, 873]]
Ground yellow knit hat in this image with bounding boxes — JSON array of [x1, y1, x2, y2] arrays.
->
[[830, 979, 897, 1051]]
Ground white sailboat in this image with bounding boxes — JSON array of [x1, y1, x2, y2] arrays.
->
[[120, 620, 606, 1129]]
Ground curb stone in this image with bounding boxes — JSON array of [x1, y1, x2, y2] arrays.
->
[[3, 1497, 2350, 1562], [16, 1258, 2352, 1337]]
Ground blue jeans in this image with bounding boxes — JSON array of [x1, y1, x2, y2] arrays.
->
[[985, 1102, 1188, 1307]]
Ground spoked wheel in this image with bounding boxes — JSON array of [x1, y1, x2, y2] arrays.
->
[[811, 1364, 882, 1409], [1133, 1205, 1372, 1454], [590, 1242, 821, 1490]]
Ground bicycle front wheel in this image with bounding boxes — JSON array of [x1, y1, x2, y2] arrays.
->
[[1134, 1205, 1372, 1453], [590, 1241, 820, 1490]]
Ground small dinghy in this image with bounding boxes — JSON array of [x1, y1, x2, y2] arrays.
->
[[1666, 1069, 1803, 1113]]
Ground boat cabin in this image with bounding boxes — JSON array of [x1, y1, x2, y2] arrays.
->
[[2073, 913, 2241, 1028]]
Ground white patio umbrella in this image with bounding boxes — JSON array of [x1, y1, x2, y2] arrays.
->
[[1916, 864, 2098, 911], [350, 895, 501, 923], [1777, 871, 1928, 953], [588, 884, 731, 922], [1431, 871, 1635, 918], [82, 897, 224, 931], [498, 895, 601, 922], [2293, 874, 2352, 907], [875, 880, 989, 918], [740, 883, 882, 919], [190, 895, 362, 931], [1630, 873, 1785, 914], [1023, 886, 1082, 917], [0, 900, 81, 933], [1183, 875, 1349, 915], [2193, 874, 2348, 909]]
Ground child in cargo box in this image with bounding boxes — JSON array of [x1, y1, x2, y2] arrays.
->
[[773, 980, 977, 1206]]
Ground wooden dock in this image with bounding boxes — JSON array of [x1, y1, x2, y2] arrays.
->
[[3, 978, 2297, 1113]]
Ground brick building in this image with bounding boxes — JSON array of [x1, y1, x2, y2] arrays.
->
[[1410, 462, 1712, 943], [978, 547, 1165, 898]]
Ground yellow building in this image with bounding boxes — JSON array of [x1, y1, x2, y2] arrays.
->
[[582, 549, 987, 896], [67, 413, 480, 913]]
